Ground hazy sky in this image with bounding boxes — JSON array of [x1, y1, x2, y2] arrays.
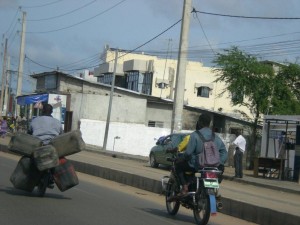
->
[[1, 0, 300, 93]]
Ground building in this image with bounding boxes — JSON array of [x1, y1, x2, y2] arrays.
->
[[94, 48, 251, 118], [16, 71, 256, 159]]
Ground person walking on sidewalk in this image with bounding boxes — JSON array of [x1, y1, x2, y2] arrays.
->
[[233, 131, 246, 178]]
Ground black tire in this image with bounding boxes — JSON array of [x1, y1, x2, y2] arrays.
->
[[36, 173, 48, 197], [149, 153, 159, 168], [193, 192, 211, 225], [165, 179, 180, 215]]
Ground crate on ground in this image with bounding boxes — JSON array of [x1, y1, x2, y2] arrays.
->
[[10, 156, 42, 192], [33, 145, 59, 171], [49, 130, 86, 157], [53, 157, 79, 192], [8, 133, 43, 156]]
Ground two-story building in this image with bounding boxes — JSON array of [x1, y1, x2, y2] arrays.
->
[[94, 47, 251, 118]]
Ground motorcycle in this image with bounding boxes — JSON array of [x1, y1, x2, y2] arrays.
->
[[36, 169, 54, 197], [162, 153, 223, 225]]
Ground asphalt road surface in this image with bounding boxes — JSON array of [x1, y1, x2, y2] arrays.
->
[[0, 152, 257, 225]]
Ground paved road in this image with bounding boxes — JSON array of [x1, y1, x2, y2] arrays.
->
[[1, 135, 300, 225], [67, 150, 300, 224], [1, 154, 257, 225]]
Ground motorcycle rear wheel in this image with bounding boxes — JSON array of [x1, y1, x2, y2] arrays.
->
[[165, 180, 180, 215], [36, 173, 49, 197], [193, 193, 210, 225]]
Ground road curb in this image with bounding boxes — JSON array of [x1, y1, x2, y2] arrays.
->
[[70, 158, 300, 225]]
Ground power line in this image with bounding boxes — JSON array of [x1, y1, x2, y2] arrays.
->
[[26, 18, 182, 73], [192, 8, 300, 20], [192, 10, 217, 56], [4, 7, 21, 36], [26, 0, 127, 34], [22, 0, 64, 9], [116, 19, 182, 62], [25, 55, 57, 70], [27, 0, 97, 21]]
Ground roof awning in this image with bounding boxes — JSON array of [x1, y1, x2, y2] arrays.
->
[[194, 83, 214, 89], [17, 93, 49, 106]]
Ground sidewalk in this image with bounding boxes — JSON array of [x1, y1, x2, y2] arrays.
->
[[1, 135, 300, 225]]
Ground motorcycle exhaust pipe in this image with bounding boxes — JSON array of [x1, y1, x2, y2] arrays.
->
[[216, 201, 223, 210]]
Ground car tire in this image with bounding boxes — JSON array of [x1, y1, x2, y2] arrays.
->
[[149, 153, 159, 168]]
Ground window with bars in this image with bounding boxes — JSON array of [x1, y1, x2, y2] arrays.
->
[[197, 86, 210, 98], [148, 120, 164, 128], [127, 71, 139, 91], [142, 72, 153, 95], [126, 71, 153, 94], [98, 74, 113, 85]]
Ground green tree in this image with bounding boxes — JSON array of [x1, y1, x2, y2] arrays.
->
[[270, 63, 300, 114], [213, 47, 274, 167]]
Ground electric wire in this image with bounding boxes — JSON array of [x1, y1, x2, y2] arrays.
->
[[25, 55, 57, 70], [22, 0, 64, 9], [4, 7, 21, 37], [114, 19, 182, 66], [8, 31, 19, 49], [192, 8, 300, 20], [26, 0, 127, 34], [7, 19, 19, 41], [192, 10, 217, 56], [27, 0, 97, 21], [15, 5, 300, 73], [28, 18, 182, 73]]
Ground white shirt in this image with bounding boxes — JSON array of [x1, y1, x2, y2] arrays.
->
[[233, 135, 246, 153]]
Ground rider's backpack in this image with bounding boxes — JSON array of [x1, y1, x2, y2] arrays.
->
[[196, 131, 220, 167]]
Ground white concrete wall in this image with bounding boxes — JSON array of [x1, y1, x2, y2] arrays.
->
[[80, 119, 171, 157], [80, 119, 234, 158]]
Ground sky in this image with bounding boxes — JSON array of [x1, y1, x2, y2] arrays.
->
[[1, 0, 300, 94]]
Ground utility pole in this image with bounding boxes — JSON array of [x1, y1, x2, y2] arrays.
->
[[103, 49, 118, 151], [171, 0, 192, 133], [0, 38, 8, 116], [4, 56, 10, 115], [16, 11, 27, 117]]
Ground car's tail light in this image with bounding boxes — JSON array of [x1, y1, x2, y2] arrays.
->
[[204, 172, 218, 179]]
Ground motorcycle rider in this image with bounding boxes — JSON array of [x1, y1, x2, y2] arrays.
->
[[173, 113, 228, 197], [28, 103, 63, 188], [28, 103, 63, 145]]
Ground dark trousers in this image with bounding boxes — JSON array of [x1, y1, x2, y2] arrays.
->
[[234, 148, 243, 178], [175, 160, 194, 186]]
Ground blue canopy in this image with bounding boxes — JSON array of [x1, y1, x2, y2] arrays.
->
[[17, 93, 49, 106]]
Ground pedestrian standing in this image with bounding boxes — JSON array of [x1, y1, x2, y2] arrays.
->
[[233, 131, 246, 178]]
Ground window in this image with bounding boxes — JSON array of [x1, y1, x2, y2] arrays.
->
[[148, 120, 164, 128], [126, 71, 153, 95], [98, 74, 113, 85], [45, 74, 57, 90], [127, 71, 139, 91], [142, 72, 153, 95], [197, 86, 210, 98]]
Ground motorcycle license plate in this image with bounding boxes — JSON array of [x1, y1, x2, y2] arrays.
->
[[203, 179, 219, 188]]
